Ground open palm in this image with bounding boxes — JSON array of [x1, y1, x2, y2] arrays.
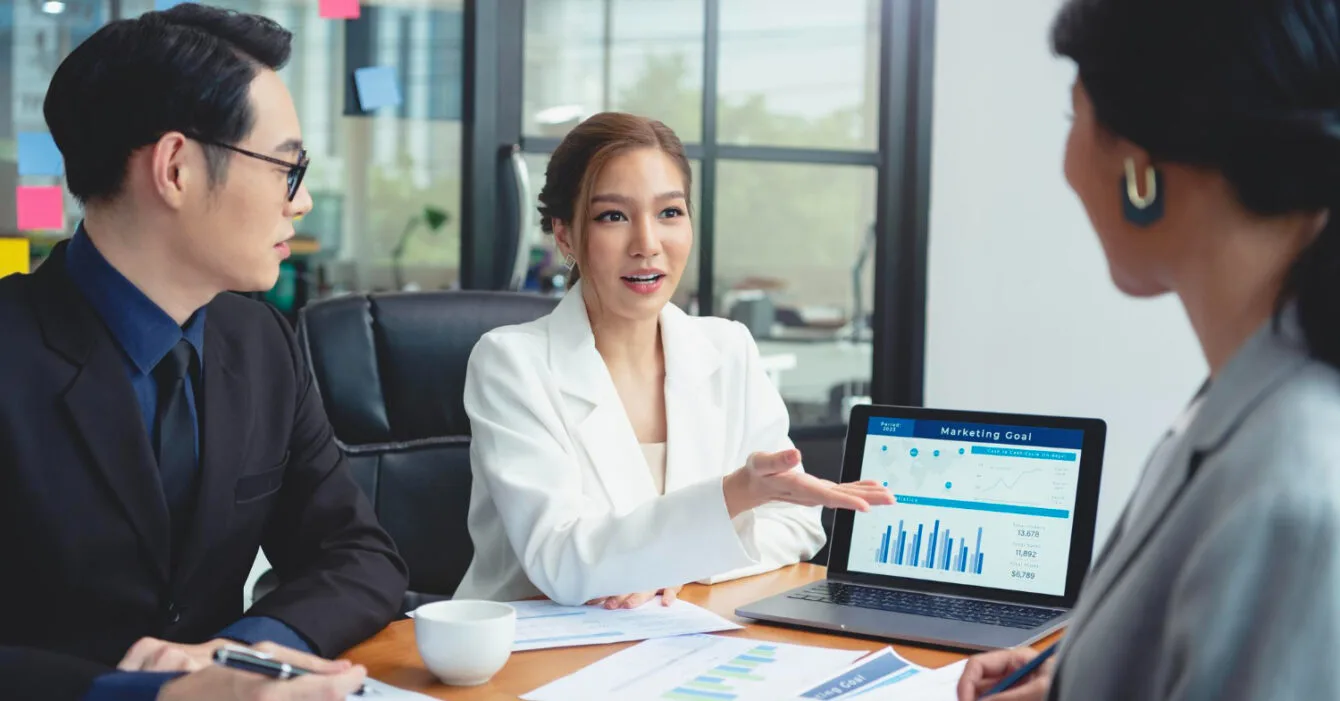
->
[[741, 449, 894, 512]]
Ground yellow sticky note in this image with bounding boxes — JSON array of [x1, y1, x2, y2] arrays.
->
[[0, 238, 30, 277]]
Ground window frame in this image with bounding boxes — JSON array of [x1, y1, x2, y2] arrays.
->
[[462, 0, 936, 415]]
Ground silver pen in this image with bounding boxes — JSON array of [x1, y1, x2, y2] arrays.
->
[[212, 645, 373, 696]]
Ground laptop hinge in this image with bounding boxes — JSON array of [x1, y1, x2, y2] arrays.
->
[[818, 573, 1067, 611]]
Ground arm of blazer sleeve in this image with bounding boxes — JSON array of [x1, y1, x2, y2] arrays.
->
[[698, 323, 827, 585], [245, 304, 409, 657], [0, 646, 116, 701], [1155, 487, 1340, 701], [465, 334, 759, 606]]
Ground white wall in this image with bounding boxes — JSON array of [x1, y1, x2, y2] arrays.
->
[[923, 0, 1206, 548]]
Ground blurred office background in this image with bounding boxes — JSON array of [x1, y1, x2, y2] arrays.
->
[[0, 0, 1205, 551], [0, 0, 887, 432]]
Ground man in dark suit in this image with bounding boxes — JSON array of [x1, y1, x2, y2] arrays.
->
[[0, 4, 408, 699]]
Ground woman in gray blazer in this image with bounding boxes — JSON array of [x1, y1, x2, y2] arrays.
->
[[957, 1, 1340, 700]]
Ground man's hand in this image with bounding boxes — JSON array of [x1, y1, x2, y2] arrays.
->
[[585, 586, 685, 610], [118, 637, 228, 673], [157, 663, 367, 701], [120, 638, 351, 676]]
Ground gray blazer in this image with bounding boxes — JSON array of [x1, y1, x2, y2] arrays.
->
[[1051, 311, 1340, 701]]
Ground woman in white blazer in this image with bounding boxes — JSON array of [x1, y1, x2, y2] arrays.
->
[[454, 113, 893, 608]]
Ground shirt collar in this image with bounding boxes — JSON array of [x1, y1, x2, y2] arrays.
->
[[65, 222, 207, 375]]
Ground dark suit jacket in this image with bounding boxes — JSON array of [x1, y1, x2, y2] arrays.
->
[[0, 242, 409, 696]]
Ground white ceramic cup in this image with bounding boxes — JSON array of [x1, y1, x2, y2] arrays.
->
[[413, 600, 516, 686]]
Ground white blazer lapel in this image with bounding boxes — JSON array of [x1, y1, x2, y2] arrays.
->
[[547, 285, 658, 512], [661, 303, 726, 495]]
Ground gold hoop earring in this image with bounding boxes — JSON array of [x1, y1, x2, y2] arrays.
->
[[1124, 157, 1158, 210]]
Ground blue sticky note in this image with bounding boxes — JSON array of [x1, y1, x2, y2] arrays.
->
[[155, 0, 191, 9], [353, 66, 403, 111], [17, 132, 63, 177]]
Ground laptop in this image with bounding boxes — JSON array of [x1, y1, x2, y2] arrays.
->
[[737, 404, 1106, 651]]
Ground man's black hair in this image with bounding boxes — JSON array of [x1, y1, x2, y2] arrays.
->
[[43, 3, 292, 203]]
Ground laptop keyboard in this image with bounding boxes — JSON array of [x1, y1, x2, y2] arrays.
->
[[788, 582, 1062, 630]]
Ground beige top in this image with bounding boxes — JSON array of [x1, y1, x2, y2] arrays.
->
[[640, 442, 668, 495]]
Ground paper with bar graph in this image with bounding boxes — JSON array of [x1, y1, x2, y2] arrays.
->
[[790, 647, 927, 699], [508, 598, 742, 651], [521, 634, 866, 701], [846, 659, 968, 701], [787, 655, 968, 701]]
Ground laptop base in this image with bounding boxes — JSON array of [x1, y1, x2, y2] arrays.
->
[[736, 580, 1069, 652]]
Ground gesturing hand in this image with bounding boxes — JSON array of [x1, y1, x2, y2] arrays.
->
[[724, 449, 894, 518]]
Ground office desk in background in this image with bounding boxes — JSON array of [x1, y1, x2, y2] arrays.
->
[[345, 564, 1062, 700]]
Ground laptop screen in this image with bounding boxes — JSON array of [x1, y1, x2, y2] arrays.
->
[[845, 416, 1085, 597]]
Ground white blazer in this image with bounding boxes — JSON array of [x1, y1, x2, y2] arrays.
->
[[453, 283, 827, 605]]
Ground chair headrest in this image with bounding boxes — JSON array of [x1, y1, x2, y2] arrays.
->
[[298, 291, 558, 446]]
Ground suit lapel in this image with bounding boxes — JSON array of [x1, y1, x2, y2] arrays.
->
[[177, 320, 252, 584], [572, 401, 657, 510], [550, 286, 658, 511], [549, 287, 727, 508], [661, 304, 724, 495], [1064, 310, 1310, 644], [63, 350, 173, 584], [1061, 431, 1193, 644], [35, 242, 171, 584]]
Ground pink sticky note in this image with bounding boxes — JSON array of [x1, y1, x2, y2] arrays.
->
[[16, 186, 64, 231], [319, 0, 360, 19]]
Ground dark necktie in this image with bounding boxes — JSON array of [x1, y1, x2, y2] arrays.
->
[[152, 339, 199, 562]]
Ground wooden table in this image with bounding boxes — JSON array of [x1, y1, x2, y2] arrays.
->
[[345, 564, 1062, 700]]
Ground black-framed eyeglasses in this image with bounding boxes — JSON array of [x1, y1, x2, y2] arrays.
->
[[184, 134, 309, 201]]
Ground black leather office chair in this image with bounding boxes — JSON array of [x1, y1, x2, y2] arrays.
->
[[274, 290, 558, 612]]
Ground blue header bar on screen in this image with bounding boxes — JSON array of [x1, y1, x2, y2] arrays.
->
[[866, 417, 1084, 449]]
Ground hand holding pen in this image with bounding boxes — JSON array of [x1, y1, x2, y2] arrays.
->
[[957, 642, 1058, 701], [153, 644, 369, 701]]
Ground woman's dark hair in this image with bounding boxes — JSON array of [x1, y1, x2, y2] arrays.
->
[[1053, 0, 1340, 367], [44, 3, 292, 204], [537, 112, 692, 287]]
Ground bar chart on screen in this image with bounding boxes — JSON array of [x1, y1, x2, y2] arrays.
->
[[874, 519, 986, 575], [852, 497, 1068, 595]]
